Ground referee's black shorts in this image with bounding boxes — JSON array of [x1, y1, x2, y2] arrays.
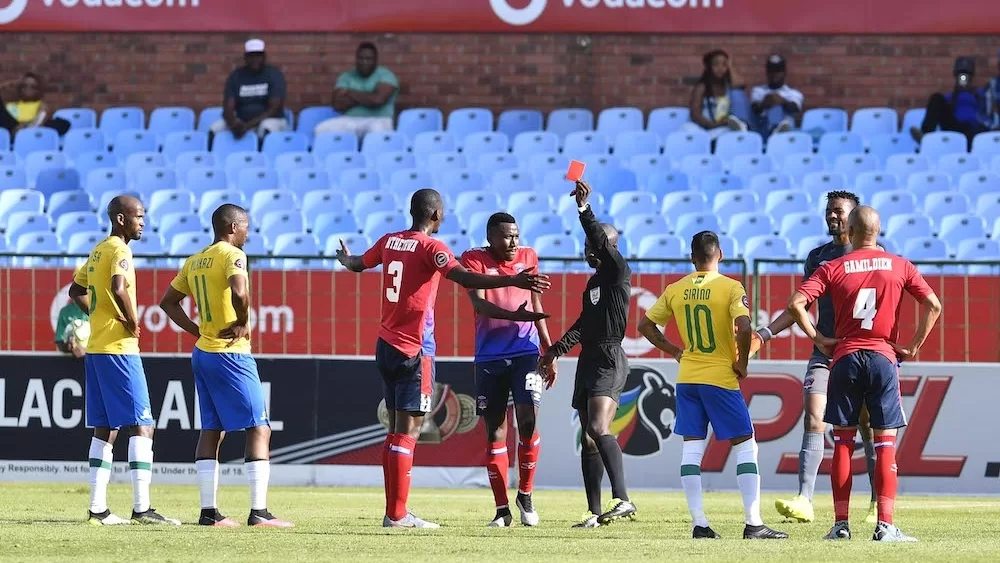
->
[[572, 343, 629, 410]]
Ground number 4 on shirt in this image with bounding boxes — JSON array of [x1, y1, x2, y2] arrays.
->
[[853, 287, 877, 330]]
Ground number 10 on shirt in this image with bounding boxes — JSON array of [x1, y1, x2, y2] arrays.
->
[[684, 304, 717, 353]]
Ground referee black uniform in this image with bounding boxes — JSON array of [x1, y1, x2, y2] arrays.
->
[[550, 203, 631, 410]]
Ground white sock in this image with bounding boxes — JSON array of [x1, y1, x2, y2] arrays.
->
[[245, 460, 270, 511], [88, 437, 114, 513], [680, 439, 709, 528], [734, 438, 764, 526], [128, 436, 153, 513], [196, 459, 219, 510]]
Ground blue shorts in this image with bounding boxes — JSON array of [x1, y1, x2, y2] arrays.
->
[[474, 354, 542, 417], [675, 383, 754, 440], [192, 348, 269, 432], [825, 350, 907, 430], [85, 353, 153, 429], [375, 338, 434, 413]]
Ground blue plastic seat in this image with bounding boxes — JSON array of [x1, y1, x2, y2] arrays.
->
[[439, 169, 485, 200], [24, 151, 65, 187], [53, 108, 98, 130], [714, 132, 763, 164], [262, 131, 309, 162], [47, 190, 92, 220], [645, 171, 690, 200], [923, 191, 970, 227], [661, 191, 709, 224], [779, 212, 826, 240], [628, 154, 673, 189], [296, 106, 337, 139], [62, 129, 106, 162], [743, 235, 797, 274], [884, 153, 929, 183], [274, 152, 317, 189], [0, 130, 8, 153], [169, 231, 213, 258], [833, 153, 878, 183], [324, 152, 366, 183], [510, 131, 558, 160], [13, 127, 59, 159], [249, 189, 298, 224], [128, 232, 166, 268], [536, 168, 578, 201], [711, 189, 758, 230], [497, 110, 543, 140], [353, 190, 397, 224], [411, 131, 455, 164], [489, 169, 534, 203], [903, 237, 954, 274], [6, 210, 52, 241], [728, 154, 774, 185], [454, 191, 501, 221], [374, 151, 416, 186], [802, 108, 849, 134], [224, 151, 269, 184], [957, 238, 1000, 274], [796, 235, 831, 259], [664, 130, 711, 165], [907, 172, 952, 201], [259, 210, 306, 242], [728, 211, 775, 239], [314, 212, 361, 241], [587, 167, 638, 198], [238, 167, 280, 195], [432, 233, 476, 257], [422, 151, 463, 183], [870, 190, 917, 218], [159, 207, 207, 240], [614, 131, 661, 162], [679, 154, 723, 186], [885, 213, 933, 241], [211, 130, 258, 162], [609, 191, 657, 223], [387, 168, 432, 200], [85, 167, 126, 196], [597, 107, 644, 145], [976, 192, 1000, 226], [556, 193, 607, 229], [781, 154, 826, 182], [701, 174, 743, 202], [765, 189, 811, 217], [520, 212, 565, 246], [674, 211, 721, 242], [12, 231, 60, 267], [0, 151, 14, 167], [56, 211, 101, 242], [64, 230, 107, 257], [313, 132, 359, 163], [818, 132, 865, 163], [124, 152, 165, 192], [633, 234, 686, 274], [647, 107, 691, 141], [971, 131, 1000, 160], [623, 213, 671, 246], [959, 171, 1000, 202], [507, 192, 553, 218], [147, 188, 194, 228], [158, 131, 207, 165], [359, 131, 407, 163], [148, 107, 195, 143], [937, 153, 983, 179], [197, 107, 223, 132], [100, 107, 145, 147], [446, 108, 493, 149], [851, 107, 898, 137], [855, 171, 899, 203], [802, 172, 848, 201], [174, 150, 214, 180], [300, 190, 349, 230], [938, 213, 986, 253], [363, 211, 408, 241], [748, 173, 792, 197], [766, 131, 813, 162], [35, 168, 80, 199], [477, 152, 519, 180], [197, 189, 245, 226], [920, 131, 967, 163], [112, 129, 156, 165], [323, 232, 370, 262], [868, 132, 916, 163], [534, 234, 581, 271], [527, 152, 569, 184], [546, 108, 594, 146], [185, 167, 227, 199], [564, 132, 609, 156], [397, 108, 444, 140]]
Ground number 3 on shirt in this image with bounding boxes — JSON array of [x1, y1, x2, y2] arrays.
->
[[853, 287, 877, 330], [386, 260, 403, 303]]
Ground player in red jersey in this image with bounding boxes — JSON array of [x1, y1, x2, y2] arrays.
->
[[461, 212, 553, 528], [336, 189, 550, 528], [787, 206, 942, 543]]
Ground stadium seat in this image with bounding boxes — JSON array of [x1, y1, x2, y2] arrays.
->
[[313, 133, 359, 163], [363, 211, 408, 241], [35, 168, 80, 199], [297, 189, 347, 228], [237, 167, 280, 196], [62, 128, 105, 162], [712, 189, 758, 230], [353, 190, 397, 222], [169, 231, 212, 258], [148, 107, 196, 143], [508, 192, 553, 218], [100, 107, 144, 146], [609, 191, 657, 222], [664, 130, 711, 165], [628, 154, 673, 187], [274, 152, 317, 189], [158, 131, 207, 165], [644, 171, 690, 200], [938, 153, 983, 178], [597, 107, 644, 144], [781, 154, 826, 183], [360, 131, 408, 162], [728, 211, 775, 239], [907, 172, 953, 201], [375, 151, 417, 186], [0, 130, 7, 153], [520, 212, 565, 245], [743, 235, 797, 273], [446, 108, 493, 149], [174, 150, 214, 179], [196, 107, 223, 132], [56, 212, 102, 242], [431, 233, 474, 257], [249, 189, 298, 225], [959, 171, 1000, 202], [870, 190, 917, 218], [587, 167, 638, 197], [261, 131, 309, 162], [53, 108, 97, 130], [295, 106, 337, 140], [646, 107, 691, 140], [700, 174, 743, 201], [534, 234, 581, 272], [976, 192, 1000, 226], [818, 132, 865, 163], [661, 191, 709, 224], [903, 237, 954, 274], [779, 212, 826, 241], [197, 189, 245, 226], [854, 172, 899, 203], [614, 131, 661, 162], [455, 191, 501, 220], [885, 153, 929, 183], [766, 131, 813, 162], [748, 173, 792, 197], [564, 132, 609, 157], [633, 234, 686, 274], [527, 153, 569, 184], [920, 131, 967, 162], [556, 192, 607, 227], [125, 152, 165, 191], [110, 129, 156, 165], [850, 107, 898, 136], [622, 213, 671, 246], [801, 108, 849, 134], [477, 152, 519, 180], [834, 153, 879, 183], [47, 190, 92, 220], [6, 211, 52, 241], [923, 191, 970, 227], [314, 211, 361, 241], [13, 127, 59, 159], [885, 213, 933, 241], [224, 151, 269, 184], [385, 168, 430, 198], [714, 132, 763, 165], [323, 233, 369, 262], [12, 230, 59, 264], [323, 152, 365, 183], [434, 168, 481, 199], [868, 132, 916, 163], [546, 108, 595, 146], [158, 211, 206, 243], [938, 213, 986, 252], [957, 238, 1000, 275], [796, 235, 830, 259], [971, 131, 1000, 160], [535, 168, 577, 201], [185, 167, 227, 199], [0, 151, 14, 167], [728, 154, 774, 185], [129, 232, 166, 268], [489, 169, 534, 203], [411, 131, 456, 164], [679, 154, 723, 185], [497, 109, 544, 140], [901, 108, 927, 135], [801, 172, 847, 200], [396, 108, 444, 140], [211, 130, 259, 162], [147, 188, 195, 228], [259, 210, 306, 243], [84, 166, 126, 196], [674, 212, 722, 243], [511, 131, 559, 159]]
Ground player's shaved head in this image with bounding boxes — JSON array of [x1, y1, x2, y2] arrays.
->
[[847, 205, 881, 249], [600, 223, 619, 246], [107, 194, 144, 242], [211, 203, 248, 232], [107, 194, 141, 220], [584, 223, 619, 269], [410, 188, 443, 222], [691, 230, 722, 267]]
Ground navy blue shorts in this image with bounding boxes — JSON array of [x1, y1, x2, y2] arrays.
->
[[474, 354, 542, 417], [825, 350, 907, 430], [85, 353, 153, 429], [376, 338, 434, 413], [675, 383, 754, 440], [192, 348, 269, 432]]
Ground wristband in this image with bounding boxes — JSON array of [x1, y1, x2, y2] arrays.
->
[[578, 203, 590, 213], [756, 327, 773, 343]]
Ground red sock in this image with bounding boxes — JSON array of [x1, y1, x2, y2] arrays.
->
[[832, 429, 856, 522], [382, 434, 393, 515], [874, 435, 898, 525], [387, 434, 416, 521], [486, 442, 509, 508], [517, 434, 540, 495]]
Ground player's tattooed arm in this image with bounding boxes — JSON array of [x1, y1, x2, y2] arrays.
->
[[68, 282, 90, 315], [637, 315, 683, 361], [159, 287, 200, 338], [466, 289, 550, 322]]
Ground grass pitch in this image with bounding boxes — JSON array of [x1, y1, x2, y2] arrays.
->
[[1, 483, 998, 562]]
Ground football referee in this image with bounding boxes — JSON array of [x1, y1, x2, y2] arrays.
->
[[538, 179, 636, 528]]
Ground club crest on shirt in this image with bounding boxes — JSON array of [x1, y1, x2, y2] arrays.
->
[[589, 287, 601, 305], [118, 259, 129, 271], [742, 295, 749, 308], [434, 251, 450, 268], [235, 258, 245, 270], [514, 262, 525, 273]]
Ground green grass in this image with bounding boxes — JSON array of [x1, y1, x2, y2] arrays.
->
[[1, 483, 998, 562]]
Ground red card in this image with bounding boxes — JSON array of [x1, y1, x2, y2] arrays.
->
[[565, 160, 586, 182]]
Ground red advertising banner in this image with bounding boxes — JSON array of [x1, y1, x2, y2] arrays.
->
[[0, 0, 998, 34], [4, 267, 998, 362]]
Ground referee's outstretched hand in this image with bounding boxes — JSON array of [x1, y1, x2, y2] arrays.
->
[[512, 266, 551, 293], [571, 179, 592, 208]]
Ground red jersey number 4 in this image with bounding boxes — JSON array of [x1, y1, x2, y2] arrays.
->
[[853, 287, 877, 330]]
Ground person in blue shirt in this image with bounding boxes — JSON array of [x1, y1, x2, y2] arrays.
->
[[910, 56, 991, 148], [314, 42, 399, 140], [210, 39, 288, 140]]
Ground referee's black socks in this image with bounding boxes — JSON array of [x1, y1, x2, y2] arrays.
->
[[596, 435, 629, 502], [581, 449, 604, 515]]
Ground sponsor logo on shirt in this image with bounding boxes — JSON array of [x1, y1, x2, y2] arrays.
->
[[239, 83, 269, 98]]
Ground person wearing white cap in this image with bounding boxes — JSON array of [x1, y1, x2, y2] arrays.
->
[[314, 42, 399, 139], [749, 55, 806, 140], [211, 39, 288, 140]]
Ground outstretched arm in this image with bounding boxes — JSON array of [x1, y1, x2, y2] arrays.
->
[[447, 264, 549, 293], [466, 289, 549, 322]]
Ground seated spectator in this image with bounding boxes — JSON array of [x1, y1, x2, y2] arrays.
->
[[54, 301, 88, 358], [749, 55, 804, 140], [314, 42, 398, 138], [0, 72, 71, 137], [911, 56, 991, 148], [986, 49, 1000, 129], [211, 39, 287, 139], [682, 50, 748, 140]]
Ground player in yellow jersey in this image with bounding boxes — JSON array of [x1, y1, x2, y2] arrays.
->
[[637, 230, 786, 540], [159, 204, 292, 528], [67, 195, 180, 526]]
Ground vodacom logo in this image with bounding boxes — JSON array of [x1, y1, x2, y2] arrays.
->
[[489, 0, 547, 26], [489, 0, 727, 27], [0, 0, 202, 26], [0, 0, 29, 25]]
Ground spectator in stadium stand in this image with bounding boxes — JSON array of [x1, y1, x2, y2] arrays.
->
[[54, 302, 89, 358], [985, 49, 1000, 129], [682, 50, 749, 140], [910, 56, 992, 148], [749, 55, 805, 141], [314, 42, 399, 139], [211, 39, 288, 140], [0, 72, 71, 137]]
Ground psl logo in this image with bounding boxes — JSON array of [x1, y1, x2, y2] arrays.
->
[[574, 365, 676, 457]]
